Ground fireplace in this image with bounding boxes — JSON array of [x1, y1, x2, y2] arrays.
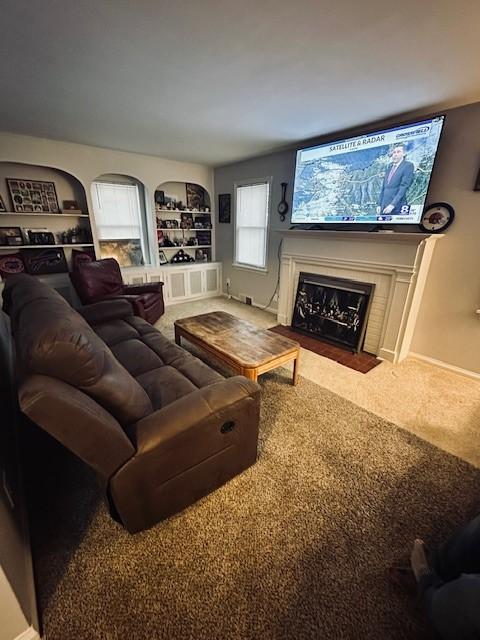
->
[[291, 272, 374, 352]]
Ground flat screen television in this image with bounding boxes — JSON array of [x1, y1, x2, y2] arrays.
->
[[291, 116, 445, 225]]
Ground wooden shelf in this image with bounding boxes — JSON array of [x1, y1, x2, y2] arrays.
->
[[155, 209, 211, 215], [1, 211, 89, 218], [0, 243, 94, 250], [159, 245, 211, 250], [157, 228, 212, 232]]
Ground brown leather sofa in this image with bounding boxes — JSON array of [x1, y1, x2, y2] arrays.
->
[[3, 275, 260, 533], [70, 257, 165, 324]]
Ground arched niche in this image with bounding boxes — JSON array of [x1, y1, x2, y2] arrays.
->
[[90, 173, 150, 267], [154, 181, 212, 264], [0, 161, 88, 213], [0, 162, 94, 274]]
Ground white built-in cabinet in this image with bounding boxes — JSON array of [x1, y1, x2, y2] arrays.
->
[[121, 261, 222, 305]]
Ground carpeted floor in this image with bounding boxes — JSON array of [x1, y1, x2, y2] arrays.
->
[[30, 372, 480, 640]]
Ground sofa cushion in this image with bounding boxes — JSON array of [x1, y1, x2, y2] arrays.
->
[[3, 275, 152, 425], [136, 366, 198, 409], [81, 305, 224, 410]]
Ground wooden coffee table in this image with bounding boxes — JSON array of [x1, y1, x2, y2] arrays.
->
[[174, 311, 300, 385]]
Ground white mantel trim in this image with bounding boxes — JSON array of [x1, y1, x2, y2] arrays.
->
[[277, 233, 442, 363], [281, 252, 416, 277]]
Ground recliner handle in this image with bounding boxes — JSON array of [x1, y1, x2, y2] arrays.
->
[[220, 421, 235, 434]]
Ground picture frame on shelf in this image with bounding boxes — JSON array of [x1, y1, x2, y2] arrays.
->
[[218, 193, 231, 223], [158, 250, 168, 265], [195, 249, 208, 262], [180, 212, 193, 229], [0, 226, 23, 246], [194, 214, 211, 229], [185, 183, 206, 210], [26, 229, 56, 245], [0, 195, 6, 212], [21, 247, 68, 275], [6, 178, 60, 213], [99, 239, 144, 268], [62, 199, 83, 214]]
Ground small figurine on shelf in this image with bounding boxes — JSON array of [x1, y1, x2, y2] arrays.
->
[[163, 235, 175, 247], [63, 225, 91, 245]]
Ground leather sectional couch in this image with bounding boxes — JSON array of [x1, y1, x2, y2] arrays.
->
[[3, 275, 260, 533]]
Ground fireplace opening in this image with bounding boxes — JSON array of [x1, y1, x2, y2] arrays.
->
[[291, 272, 375, 352]]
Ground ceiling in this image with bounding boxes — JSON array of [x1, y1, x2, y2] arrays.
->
[[1, 0, 480, 166]]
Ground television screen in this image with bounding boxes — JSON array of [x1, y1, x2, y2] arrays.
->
[[291, 116, 444, 225]]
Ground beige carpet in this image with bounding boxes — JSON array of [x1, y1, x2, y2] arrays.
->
[[157, 297, 480, 468], [30, 372, 480, 640]]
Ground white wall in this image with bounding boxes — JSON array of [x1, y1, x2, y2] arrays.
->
[[0, 132, 214, 266], [214, 102, 480, 375]]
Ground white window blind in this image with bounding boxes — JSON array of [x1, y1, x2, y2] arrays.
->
[[92, 182, 143, 241], [235, 181, 270, 269]]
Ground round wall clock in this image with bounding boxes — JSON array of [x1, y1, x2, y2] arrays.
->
[[419, 202, 455, 233]]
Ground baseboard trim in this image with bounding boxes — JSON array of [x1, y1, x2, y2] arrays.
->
[[15, 627, 41, 640], [221, 292, 277, 316], [409, 352, 480, 381]]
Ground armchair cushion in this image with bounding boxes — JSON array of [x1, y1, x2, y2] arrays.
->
[[71, 258, 124, 304], [70, 258, 165, 324]]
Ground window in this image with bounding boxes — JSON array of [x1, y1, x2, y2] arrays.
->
[[234, 179, 271, 270], [92, 180, 148, 267]]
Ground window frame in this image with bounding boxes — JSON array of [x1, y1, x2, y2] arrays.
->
[[91, 178, 151, 267], [233, 176, 272, 273]]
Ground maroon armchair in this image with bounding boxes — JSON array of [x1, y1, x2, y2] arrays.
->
[[70, 258, 164, 324]]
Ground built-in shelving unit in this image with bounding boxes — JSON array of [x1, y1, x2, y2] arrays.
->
[[1, 211, 90, 218], [0, 243, 94, 251], [154, 182, 213, 265], [0, 162, 95, 279]]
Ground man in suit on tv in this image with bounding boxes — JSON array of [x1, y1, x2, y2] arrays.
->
[[377, 143, 415, 215]]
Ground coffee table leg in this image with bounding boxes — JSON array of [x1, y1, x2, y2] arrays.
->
[[243, 368, 258, 383], [292, 350, 300, 386], [174, 326, 181, 346]]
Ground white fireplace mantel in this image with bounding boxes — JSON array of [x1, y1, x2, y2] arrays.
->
[[276, 230, 443, 363]]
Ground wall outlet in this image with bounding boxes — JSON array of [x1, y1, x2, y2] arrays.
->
[[245, 296, 252, 306]]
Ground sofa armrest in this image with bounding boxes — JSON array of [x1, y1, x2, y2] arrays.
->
[[110, 375, 260, 531], [19, 374, 135, 478], [123, 283, 163, 295], [78, 299, 133, 325], [125, 376, 260, 455]]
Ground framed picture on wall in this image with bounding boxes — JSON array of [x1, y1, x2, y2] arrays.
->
[[6, 178, 60, 213], [158, 250, 168, 265], [218, 193, 231, 223]]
